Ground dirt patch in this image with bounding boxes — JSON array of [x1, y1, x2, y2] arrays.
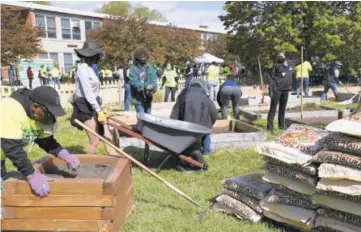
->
[[44, 163, 115, 179], [287, 117, 336, 129], [257, 103, 324, 114]]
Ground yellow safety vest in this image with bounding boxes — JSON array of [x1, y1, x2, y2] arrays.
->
[[207, 65, 220, 81], [294, 61, 313, 79], [39, 68, 47, 78], [105, 70, 113, 78], [100, 70, 105, 78], [50, 68, 59, 77], [163, 69, 177, 87]]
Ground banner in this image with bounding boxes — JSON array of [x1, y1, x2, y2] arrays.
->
[[17, 59, 54, 89]]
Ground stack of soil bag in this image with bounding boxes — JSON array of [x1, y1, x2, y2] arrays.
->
[[311, 112, 361, 232], [213, 173, 272, 223], [256, 124, 330, 231]]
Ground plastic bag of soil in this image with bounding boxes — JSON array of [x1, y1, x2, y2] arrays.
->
[[320, 133, 361, 156], [263, 162, 319, 187], [313, 149, 361, 169], [314, 216, 361, 232], [260, 197, 316, 231], [264, 156, 318, 176], [267, 182, 312, 202], [316, 190, 361, 203], [316, 178, 361, 196], [317, 208, 361, 227], [263, 189, 317, 210], [221, 188, 262, 213], [264, 211, 314, 232], [312, 194, 361, 217], [318, 163, 361, 182], [213, 195, 263, 223], [221, 173, 272, 200], [326, 112, 361, 138], [262, 173, 317, 197]]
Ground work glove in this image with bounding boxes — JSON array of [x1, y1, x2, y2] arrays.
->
[[27, 170, 52, 197], [97, 108, 108, 124], [146, 84, 154, 91], [58, 149, 80, 170]]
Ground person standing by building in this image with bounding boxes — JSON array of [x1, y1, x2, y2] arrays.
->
[[99, 68, 105, 86], [105, 68, 113, 85], [50, 65, 61, 90], [206, 61, 220, 101], [70, 66, 76, 84], [321, 61, 343, 100], [294, 60, 313, 97], [161, 61, 178, 102], [27, 67, 34, 89], [38, 65, 47, 86], [123, 59, 133, 111], [8, 65, 16, 86], [70, 41, 116, 156], [267, 51, 294, 134], [129, 47, 157, 132]]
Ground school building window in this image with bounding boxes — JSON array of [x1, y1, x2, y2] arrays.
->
[[85, 20, 101, 39], [35, 14, 56, 38], [49, 53, 59, 65], [63, 53, 73, 73], [61, 18, 81, 40]]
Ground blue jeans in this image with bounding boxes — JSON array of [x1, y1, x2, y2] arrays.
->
[[296, 78, 309, 97], [321, 81, 338, 100], [208, 84, 219, 101], [124, 83, 131, 111], [203, 135, 211, 155], [135, 103, 152, 132], [53, 77, 61, 90]]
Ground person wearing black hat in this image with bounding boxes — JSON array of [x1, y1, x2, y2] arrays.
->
[[70, 41, 117, 156], [129, 46, 157, 132], [321, 61, 343, 100], [0, 86, 80, 197]]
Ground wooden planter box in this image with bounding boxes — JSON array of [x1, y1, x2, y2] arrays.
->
[[1, 154, 133, 232]]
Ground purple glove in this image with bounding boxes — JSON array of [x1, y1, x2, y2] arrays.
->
[[27, 171, 52, 197], [58, 149, 80, 169]]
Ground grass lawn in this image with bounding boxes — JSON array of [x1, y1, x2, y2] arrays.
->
[[5, 111, 285, 232], [320, 99, 359, 111]]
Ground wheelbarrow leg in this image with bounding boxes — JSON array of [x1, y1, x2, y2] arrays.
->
[[155, 154, 172, 173], [144, 143, 150, 166]]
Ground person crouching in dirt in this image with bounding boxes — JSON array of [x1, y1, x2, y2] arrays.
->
[[1, 86, 80, 197], [170, 79, 217, 172], [129, 47, 157, 132]]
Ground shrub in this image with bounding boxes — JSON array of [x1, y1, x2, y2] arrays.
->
[[152, 90, 164, 103]]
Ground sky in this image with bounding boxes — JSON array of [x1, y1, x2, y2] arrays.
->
[[50, 1, 227, 32]]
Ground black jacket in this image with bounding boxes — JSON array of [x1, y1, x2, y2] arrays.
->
[[270, 59, 295, 91], [170, 86, 217, 129], [1, 89, 63, 177]]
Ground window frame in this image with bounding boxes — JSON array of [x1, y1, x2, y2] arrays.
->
[[34, 14, 57, 39], [63, 53, 74, 73], [60, 17, 82, 40], [61, 18, 71, 40]]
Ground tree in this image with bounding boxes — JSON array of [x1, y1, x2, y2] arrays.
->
[[1, 8, 43, 66], [220, 1, 361, 76], [97, 1, 166, 22], [203, 34, 237, 62]]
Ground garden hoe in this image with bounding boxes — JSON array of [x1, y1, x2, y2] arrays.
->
[[74, 119, 210, 217]]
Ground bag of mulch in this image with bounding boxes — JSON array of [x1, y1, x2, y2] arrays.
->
[[317, 208, 361, 227], [318, 163, 361, 182], [312, 194, 361, 217], [326, 112, 361, 138], [260, 197, 316, 231], [316, 190, 361, 203], [264, 156, 318, 176], [320, 133, 361, 156], [316, 178, 361, 196], [262, 173, 317, 197], [221, 173, 272, 200], [313, 149, 361, 169], [267, 181, 312, 202], [263, 162, 319, 187], [213, 195, 262, 223], [221, 189, 263, 213], [312, 226, 342, 232], [264, 211, 314, 232], [256, 124, 329, 165], [263, 189, 317, 210], [314, 216, 361, 232]]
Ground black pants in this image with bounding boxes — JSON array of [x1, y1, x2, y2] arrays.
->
[[267, 89, 289, 131], [29, 79, 33, 89], [219, 86, 241, 120], [164, 86, 176, 102]]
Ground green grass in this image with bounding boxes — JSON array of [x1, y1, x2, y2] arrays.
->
[[4, 111, 284, 232], [320, 99, 359, 111]]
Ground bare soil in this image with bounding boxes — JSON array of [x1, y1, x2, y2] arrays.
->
[[44, 163, 115, 179]]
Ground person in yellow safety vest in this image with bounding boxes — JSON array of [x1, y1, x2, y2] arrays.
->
[[105, 68, 113, 85], [69, 66, 76, 84], [99, 69, 105, 85], [206, 61, 220, 101], [0, 86, 80, 197], [294, 60, 313, 98], [160, 61, 179, 102], [38, 65, 47, 86], [50, 66, 61, 90]]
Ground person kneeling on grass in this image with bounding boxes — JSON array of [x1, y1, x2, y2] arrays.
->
[[170, 79, 217, 172], [0, 86, 80, 197]]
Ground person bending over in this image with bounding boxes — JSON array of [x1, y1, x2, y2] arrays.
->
[[217, 74, 242, 120]]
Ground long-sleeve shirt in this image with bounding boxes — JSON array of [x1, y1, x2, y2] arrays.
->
[[75, 63, 102, 112]]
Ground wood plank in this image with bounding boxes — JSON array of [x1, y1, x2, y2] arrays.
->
[[111, 186, 134, 232], [103, 157, 131, 195], [2, 195, 114, 207], [2, 179, 104, 195], [1, 219, 111, 231], [101, 207, 115, 220], [2, 206, 110, 220]]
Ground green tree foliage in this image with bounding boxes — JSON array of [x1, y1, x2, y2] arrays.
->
[[1, 8, 43, 66], [97, 1, 166, 22], [203, 34, 237, 63], [220, 1, 361, 76]]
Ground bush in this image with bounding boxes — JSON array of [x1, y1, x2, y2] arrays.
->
[[61, 73, 70, 79], [113, 72, 120, 80], [152, 90, 164, 103]]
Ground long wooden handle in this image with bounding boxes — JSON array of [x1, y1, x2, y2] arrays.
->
[[74, 119, 204, 208]]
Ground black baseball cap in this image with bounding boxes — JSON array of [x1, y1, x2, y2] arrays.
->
[[29, 86, 66, 117]]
